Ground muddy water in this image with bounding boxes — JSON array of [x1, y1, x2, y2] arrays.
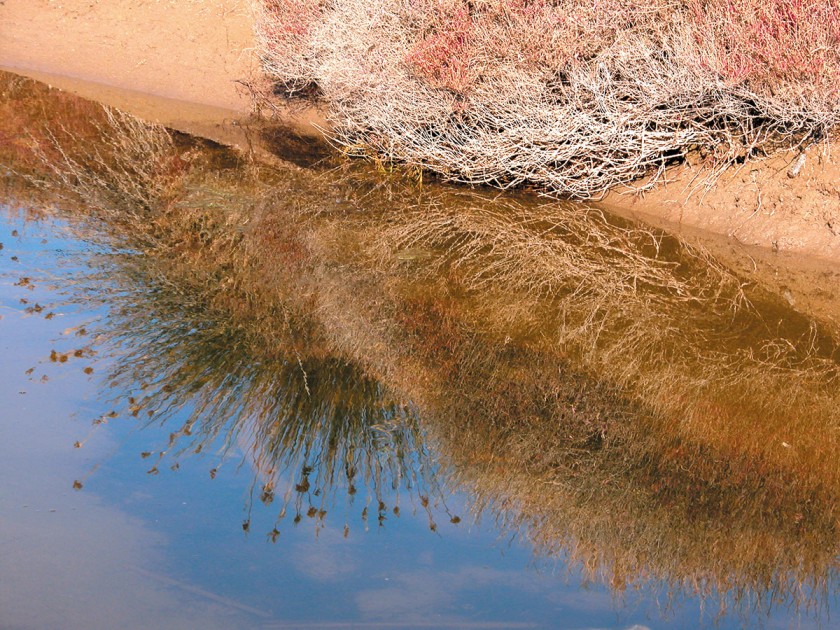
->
[[3, 72, 840, 629]]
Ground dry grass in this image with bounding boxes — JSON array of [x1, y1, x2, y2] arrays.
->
[[252, 0, 840, 197]]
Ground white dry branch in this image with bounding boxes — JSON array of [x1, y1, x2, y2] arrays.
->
[[252, 0, 840, 198]]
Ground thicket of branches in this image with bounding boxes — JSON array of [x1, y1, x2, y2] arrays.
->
[[253, 0, 840, 197]]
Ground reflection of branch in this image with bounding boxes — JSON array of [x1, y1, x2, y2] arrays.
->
[[284, 306, 311, 398], [16, 73, 840, 617]]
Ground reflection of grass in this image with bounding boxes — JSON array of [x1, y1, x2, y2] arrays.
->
[[1, 72, 102, 178], [272, 179, 840, 616], [1, 73, 436, 530], [30, 107, 180, 223], [5, 73, 840, 617], [404, 331, 840, 617], [321, 194, 840, 497], [99, 254, 431, 530]]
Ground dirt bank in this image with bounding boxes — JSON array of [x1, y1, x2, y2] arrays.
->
[[0, 0, 257, 113], [1, 0, 839, 262], [600, 146, 840, 261], [0, 0, 327, 151]]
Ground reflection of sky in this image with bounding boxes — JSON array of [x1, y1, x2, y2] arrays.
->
[[0, 208, 828, 629], [0, 210, 256, 630]]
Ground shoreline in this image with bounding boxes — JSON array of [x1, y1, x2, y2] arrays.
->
[[0, 65, 329, 160], [599, 145, 840, 263], [3, 66, 840, 338], [1, 0, 838, 263]]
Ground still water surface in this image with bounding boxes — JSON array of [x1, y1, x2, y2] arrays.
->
[[3, 71, 840, 629], [0, 210, 693, 629]]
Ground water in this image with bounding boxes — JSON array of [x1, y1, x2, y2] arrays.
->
[[0, 212, 670, 630], [2, 70, 840, 629]]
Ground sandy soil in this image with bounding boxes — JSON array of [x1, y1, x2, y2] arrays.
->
[[0, 0, 326, 152], [0, 0, 258, 113], [1, 0, 839, 263], [601, 146, 840, 262]]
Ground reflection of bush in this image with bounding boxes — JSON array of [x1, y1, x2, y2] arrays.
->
[[254, 0, 840, 197], [1, 72, 103, 180], [102, 263, 429, 529], [0, 74, 434, 530], [285, 180, 840, 498], [5, 74, 840, 616], [267, 178, 840, 616]]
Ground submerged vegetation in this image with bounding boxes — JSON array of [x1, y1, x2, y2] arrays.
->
[[4, 72, 840, 620], [253, 0, 840, 197]]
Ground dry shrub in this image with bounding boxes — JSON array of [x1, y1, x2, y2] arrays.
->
[[253, 0, 840, 197], [252, 0, 326, 95], [404, 0, 475, 92], [692, 0, 840, 106], [401, 0, 667, 90]]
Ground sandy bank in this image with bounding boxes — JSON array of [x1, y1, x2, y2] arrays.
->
[[1, 0, 839, 262], [600, 147, 840, 262], [0, 0, 257, 114], [0, 0, 327, 152]]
